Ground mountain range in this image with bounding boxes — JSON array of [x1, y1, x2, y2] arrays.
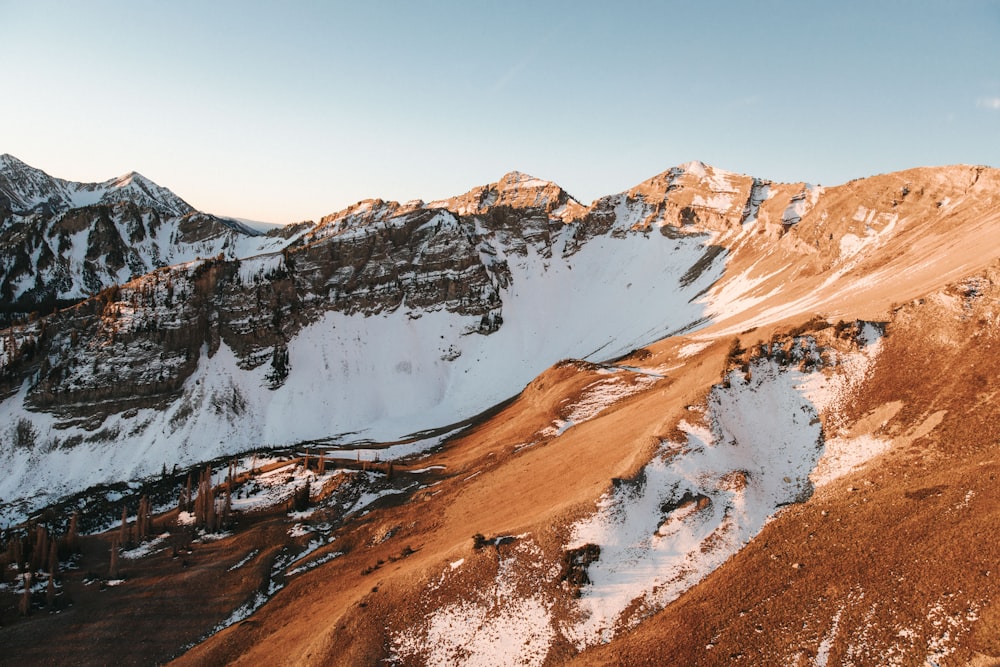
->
[[0, 153, 301, 323], [1, 155, 999, 665]]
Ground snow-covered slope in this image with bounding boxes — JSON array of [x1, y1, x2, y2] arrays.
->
[[5, 160, 1000, 666], [0, 185, 727, 522], [390, 332, 884, 664], [2, 161, 999, 526]]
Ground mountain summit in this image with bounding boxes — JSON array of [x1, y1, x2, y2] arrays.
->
[[0, 153, 193, 217], [442, 169, 587, 220]]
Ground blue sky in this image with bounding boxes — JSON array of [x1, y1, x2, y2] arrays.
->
[[2, 1, 998, 223]]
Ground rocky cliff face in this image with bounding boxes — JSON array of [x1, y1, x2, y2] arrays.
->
[[2, 159, 998, 523]]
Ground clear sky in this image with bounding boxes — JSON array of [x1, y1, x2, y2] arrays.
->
[[2, 1, 998, 223]]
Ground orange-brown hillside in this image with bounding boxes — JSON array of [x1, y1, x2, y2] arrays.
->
[[2, 163, 1000, 666]]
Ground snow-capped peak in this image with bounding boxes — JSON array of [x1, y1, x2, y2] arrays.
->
[[0, 153, 29, 170], [675, 160, 743, 183], [94, 169, 193, 217], [108, 170, 144, 188], [497, 170, 557, 190], [0, 154, 193, 217], [0, 153, 71, 212], [437, 170, 582, 217], [678, 159, 710, 177], [0, 155, 290, 311]]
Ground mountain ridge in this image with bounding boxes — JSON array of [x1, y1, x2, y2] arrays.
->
[[0, 155, 298, 323], [2, 158, 998, 524], [0, 153, 194, 217], [2, 156, 1000, 665]]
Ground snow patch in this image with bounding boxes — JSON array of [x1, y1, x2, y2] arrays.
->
[[678, 341, 711, 358], [810, 435, 891, 488], [539, 375, 657, 438], [120, 533, 170, 560], [392, 539, 555, 667], [237, 253, 286, 284], [815, 607, 843, 667], [800, 323, 888, 486], [228, 550, 259, 571], [565, 357, 823, 647], [692, 193, 734, 211]]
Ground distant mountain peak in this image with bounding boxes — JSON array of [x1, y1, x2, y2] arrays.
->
[[0, 154, 292, 311], [0, 153, 44, 181], [96, 168, 193, 217], [109, 170, 143, 186], [439, 170, 582, 218], [0, 154, 194, 217], [497, 170, 553, 187], [0, 152, 28, 169], [672, 160, 748, 182], [677, 159, 710, 175]]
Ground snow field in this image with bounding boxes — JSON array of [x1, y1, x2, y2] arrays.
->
[[396, 334, 893, 663], [799, 322, 888, 487], [565, 357, 823, 648], [391, 538, 556, 667], [2, 226, 725, 524], [538, 373, 659, 438]]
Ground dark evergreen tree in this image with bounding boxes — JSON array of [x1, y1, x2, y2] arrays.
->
[[109, 539, 120, 579], [222, 485, 232, 529], [119, 506, 129, 546], [292, 483, 310, 512], [206, 493, 216, 533], [66, 511, 80, 554], [19, 571, 30, 616], [142, 495, 153, 539], [32, 524, 49, 572], [179, 472, 193, 517]]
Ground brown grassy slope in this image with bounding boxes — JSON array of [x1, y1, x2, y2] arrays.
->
[[175, 165, 1000, 665], [0, 513, 291, 667], [705, 165, 1000, 332], [8, 165, 1000, 665], [172, 341, 730, 666], [574, 269, 1000, 666]]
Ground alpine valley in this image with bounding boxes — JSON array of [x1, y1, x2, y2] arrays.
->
[[2, 154, 999, 666]]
